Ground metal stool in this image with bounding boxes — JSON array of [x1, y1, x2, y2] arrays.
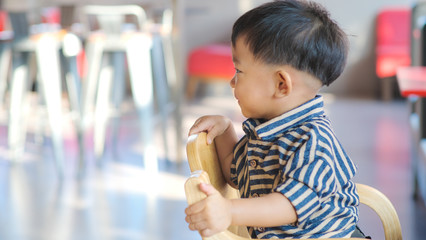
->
[[5, 10, 83, 176], [7, 12, 65, 174], [81, 5, 179, 168]]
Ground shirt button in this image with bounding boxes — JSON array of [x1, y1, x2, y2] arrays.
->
[[249, 159, 257, 168]]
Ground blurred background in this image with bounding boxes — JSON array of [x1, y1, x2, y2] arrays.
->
[[0, 0, 425, 239]]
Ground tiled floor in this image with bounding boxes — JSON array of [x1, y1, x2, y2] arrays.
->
[[0, 93, 425, 240]]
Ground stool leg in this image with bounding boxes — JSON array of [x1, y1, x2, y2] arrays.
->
[[36, 34, 64, 176], [110, 52, 126, 159], [8, 51, 30, 160], [82, 39, 104, 125], [63, 32, 85, 174], [126, 33, 156, 171], [64, 55, 85, 174], [381, 77, 393, 101], [152, 35, 169, 161], [0, 43, 11, 108], [94, 53, 113, 165], [162, 34, 183, 162]]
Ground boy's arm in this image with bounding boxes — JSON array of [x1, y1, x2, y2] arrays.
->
[[186, 183, 297, 237], [213, 121, 238, 188], [231, 192, 297, 227], [189, 115, 239, 187]]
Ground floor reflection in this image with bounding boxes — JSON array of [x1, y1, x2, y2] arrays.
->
[[0, 95, 424, 240]]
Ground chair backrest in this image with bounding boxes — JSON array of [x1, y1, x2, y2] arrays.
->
[[185, 132, 402, 240], [375, 7, 411, 78], [81, 5, 147, 35], [186, 133, 240, 200], [186, 133, 250, 238], [377, 7, 411, 47], [0, 11, 7, 32]]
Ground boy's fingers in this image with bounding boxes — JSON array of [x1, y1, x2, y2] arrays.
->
[[188, 223, 195, 231], [185, 201, 205, 215], [200, 228, 215, 238], [189, 117, 210, 135], [190, 219, 208, 230], [188, 125, 203, 136], [186, 211, 205, 223], [205, 129, 219, 145], [188, 121, 201, 136], [199, 183, 218, 196], [187, 214, 210, 233], [204, 124, 226, 144]]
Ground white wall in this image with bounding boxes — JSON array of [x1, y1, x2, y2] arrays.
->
[[182, 0, 417, 98], [315, 0, 416, 97], [2, 0, 419, 97]]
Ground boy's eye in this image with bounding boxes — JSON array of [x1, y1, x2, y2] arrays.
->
[[235, 68, 242, 73]]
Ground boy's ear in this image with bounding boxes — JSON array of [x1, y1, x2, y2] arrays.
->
[[275, 70, 292, 97]]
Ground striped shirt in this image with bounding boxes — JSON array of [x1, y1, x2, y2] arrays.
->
[[230, 95, 359, 239]]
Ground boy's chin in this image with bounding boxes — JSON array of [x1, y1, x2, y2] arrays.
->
[[241, 110, 255, 119]]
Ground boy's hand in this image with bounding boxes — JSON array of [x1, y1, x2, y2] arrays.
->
[[185, 183, 233, 237], [189, 115, 232, 144]]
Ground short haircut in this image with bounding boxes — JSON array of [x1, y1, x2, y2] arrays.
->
[[231, 0, 349, 86]]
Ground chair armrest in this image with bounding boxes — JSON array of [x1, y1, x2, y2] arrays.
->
[[356, 184, 402, 240]]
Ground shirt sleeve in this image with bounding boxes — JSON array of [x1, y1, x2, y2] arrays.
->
[[273, 135, 336, 228]]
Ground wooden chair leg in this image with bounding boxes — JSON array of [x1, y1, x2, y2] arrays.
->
[[381, 77, 394, 101], [186, 76, 199, 100]]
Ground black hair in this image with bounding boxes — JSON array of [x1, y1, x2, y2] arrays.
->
[[231, 0, 349, 86]]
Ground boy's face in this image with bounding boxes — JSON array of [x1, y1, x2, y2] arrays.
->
[[231, 36, 279, 120]]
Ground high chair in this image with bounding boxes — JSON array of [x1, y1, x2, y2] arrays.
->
[[184, 132, 402, 240]]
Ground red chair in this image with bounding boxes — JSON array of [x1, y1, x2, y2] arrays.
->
[[186, 44, 235, 99], [41, 7, 61, 25], [0, 11, 6, 32], [376, 7, 411, 100]]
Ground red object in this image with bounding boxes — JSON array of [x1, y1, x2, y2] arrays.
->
[[41, 7, 61, 24], [187, 44, 234, 80], [376, 7, 411, 78], [0, 11, 7, 32], [77, 49, 87, 79], [396, 66, 426, 97]]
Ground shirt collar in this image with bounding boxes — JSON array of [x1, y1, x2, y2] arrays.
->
[[242, 95, 325, 140]]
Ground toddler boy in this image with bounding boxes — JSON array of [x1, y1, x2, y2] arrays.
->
[[186, 0, 363, 238]]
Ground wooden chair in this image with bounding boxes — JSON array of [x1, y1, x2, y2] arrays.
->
[[184, 132, 402, 240]]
